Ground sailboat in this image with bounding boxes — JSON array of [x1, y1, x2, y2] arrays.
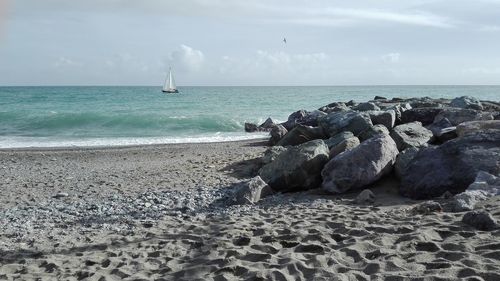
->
[[162, 67, 179, 93]]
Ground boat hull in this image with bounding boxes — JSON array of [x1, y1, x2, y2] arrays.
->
[[162, 89, 179, 93]]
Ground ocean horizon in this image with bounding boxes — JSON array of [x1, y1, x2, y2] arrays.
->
[[1, 85, 499, 148]]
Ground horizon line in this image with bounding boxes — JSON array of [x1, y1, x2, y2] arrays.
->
[[1, 84, 500, 87]]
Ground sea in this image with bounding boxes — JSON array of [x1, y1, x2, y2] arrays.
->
[[0, 86, 498, 148]]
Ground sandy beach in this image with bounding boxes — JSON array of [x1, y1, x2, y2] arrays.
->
[[1, 139, 499, 280]]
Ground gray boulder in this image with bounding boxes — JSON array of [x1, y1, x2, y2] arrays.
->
[[276, 125, 325, 147], [394, 147, 420, 179], [259, 117, 277, 130], [261, 146, 287, 164], [368, 110, 396, 129], [427, 117, 457, 142], [324, 131, 355, 149], [269, 124, 288, 145], [319, 111, 373, 137], [282, 110, 307, 130], [400, 131, 500, 199], [456, 120, 500, 137], [401, 107, 443, 125], [322, 134, 399, 194], [354, 102, 380, 111], [374, 96, 387, 100], [319, 103, 351, 114], [233, 176, 274, 205], [451, 96, 483, 110], [449, 171, 500, 212], [358, 124, 390, 142], [329, 136, 360, 158], [390, 121, 433, 151], [259, 140, 329, 192], [434, 108, 493, 126], [462, 211, 497, 231], [391, 103, 412, 125]]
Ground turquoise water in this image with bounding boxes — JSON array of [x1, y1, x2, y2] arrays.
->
[[0, 86, 499, 148]]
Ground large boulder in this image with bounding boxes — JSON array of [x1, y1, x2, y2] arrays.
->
[[358, 124, 390, 142], [319, 103, 351, 114], [451, 96, 483, 110], [390, 121, 433, 151], [394, 147, 420, 179], [329, 136, 360, 158], [276, 125, 325, 146], [244, 122, 259, 132], [282, 110, 327, 130], [324, 131, 355, 149], [434, 108, 493, 126], [449, 171, 500, 212], [400, 131, 500, 199], [259, 140, 329, 192], [368, 110, 396, 129], [462, 211, 497, 231], [401, 107, 443, 125], [319, 111, 373, 137], [232, 176, 274, 205], [456, 120, 500, 137], [261, 146, 287, 164], [321, 134, 399, 194], [427, 117, 457, 143], [281, 110, 307, 130], [269, 124, 288, 145]]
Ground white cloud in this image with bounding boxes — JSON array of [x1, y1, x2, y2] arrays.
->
[[381, 53, 401, 63], [462, 67, 500, 74], [53, 56, 82, 68], [168, 45, 205, 72]]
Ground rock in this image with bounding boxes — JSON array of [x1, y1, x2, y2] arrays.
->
[[390, 121, 433, 151], [233, 176, 274, 205], [401, 107, 443, 125], [319, 111, 373, 137], [400, 131, 500, 199], [368, 110, 396, 129], [53, 192, 69, 199], [410, 201, 442, 215], [394, 147, 420, 179], [374, 96, 387, 100], [346, 100, 357, 106], [358, 124, 390, 142], [462, 211, 497, 231], [456, 120, 500, 137], [259, 140, 330, 192], [281, 110, 307, 130], [451, 96, 483, 110], [276, 125, 325, 147], [409, 99, 444, 108], [324, 131, 355, 149], [244, 123, 259, 132], [391, 103, 412, 125], [355, 189, 375, 204], [433, 127, 457, 143], [434, 108, 493, 126], [449, 171, 500, 212], [321, 134, 399, 194], [261, 146, 287, 164], [269, 124, 288, 145], [329, 136, 360, 158], [258, 117, 277, 130], [281, 110, 326, 130], [354, 102, 380, 111], [427, 117, 453, 135], [319, 104, 351, 114]]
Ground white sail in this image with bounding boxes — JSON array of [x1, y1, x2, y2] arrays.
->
[[163, 68, 177, 92]]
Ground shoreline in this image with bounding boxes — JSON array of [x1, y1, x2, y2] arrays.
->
[[0, 137, 269, 152]]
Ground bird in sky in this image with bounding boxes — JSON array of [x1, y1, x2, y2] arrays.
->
[[283, 37, 287, 44]]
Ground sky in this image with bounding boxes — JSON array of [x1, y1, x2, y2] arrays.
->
[[0, 0, 499, 86]]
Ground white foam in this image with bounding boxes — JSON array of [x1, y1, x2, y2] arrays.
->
[[0, 132, 269, 149]]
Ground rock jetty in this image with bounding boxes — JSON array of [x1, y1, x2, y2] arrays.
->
[[245, 95, 500, 200]]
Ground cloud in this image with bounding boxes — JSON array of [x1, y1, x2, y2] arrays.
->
[[168, 45, 205, 72], [381, 53, 401, 63], [462, 67, 500, 74], [53, 56, 82, 68]]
